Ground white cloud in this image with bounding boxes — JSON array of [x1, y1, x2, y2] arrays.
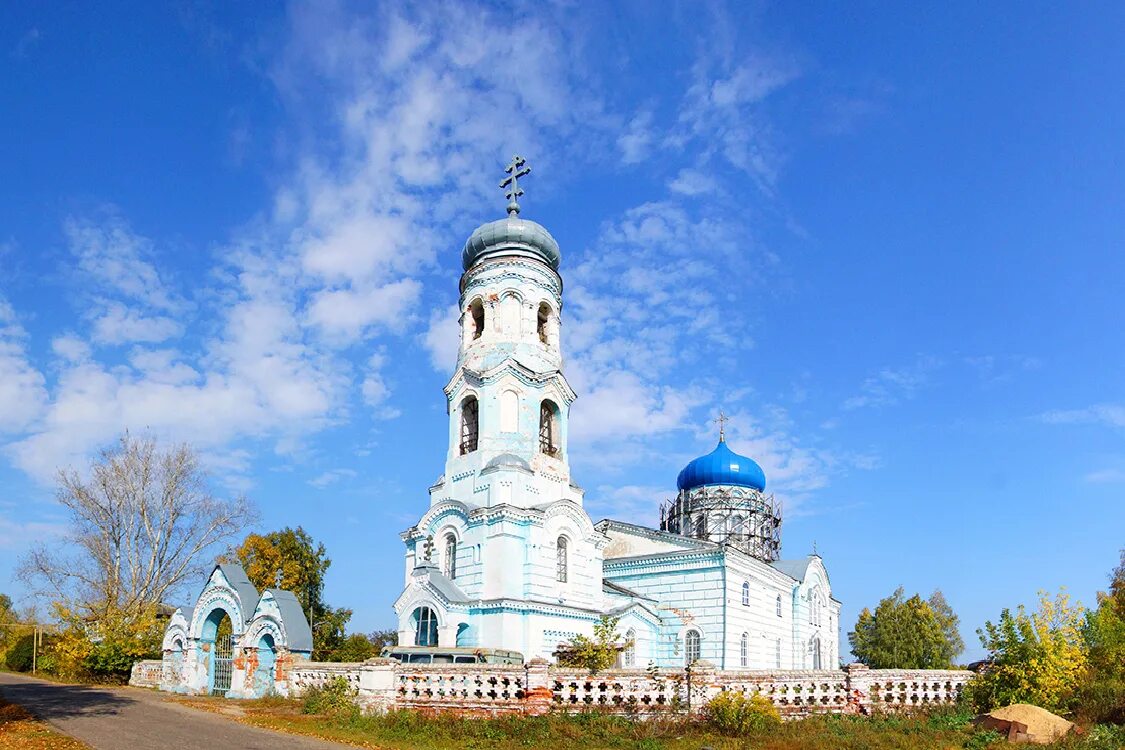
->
[[65, 215, 184, 313], [842, 356, 941, 411], [308, 468, 358, 489], [1084, 468, 1125, 484], [618, 111, 654, 164], [669, 168, 719, 196], [90, 302, 181, 345], [1040, 404, 1125, 429], [306, 278, 422, 338], [422, 304, 461, 373], [0, 299, 47, 433]]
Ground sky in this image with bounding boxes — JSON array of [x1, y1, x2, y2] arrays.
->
[[1, 1, 1123, 662]]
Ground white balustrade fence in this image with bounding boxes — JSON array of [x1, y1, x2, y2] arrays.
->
[[132, 657, 973, 718]]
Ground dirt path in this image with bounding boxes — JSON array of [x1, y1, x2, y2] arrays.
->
[[0, 672, 353, 750]]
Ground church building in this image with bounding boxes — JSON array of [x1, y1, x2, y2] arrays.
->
[[394, 158, 840, 670]]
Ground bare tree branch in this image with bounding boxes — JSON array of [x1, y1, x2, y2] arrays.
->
[[18, 432, 258, 618]]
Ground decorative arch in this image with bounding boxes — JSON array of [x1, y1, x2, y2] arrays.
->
[[158, 564, 311, 699]]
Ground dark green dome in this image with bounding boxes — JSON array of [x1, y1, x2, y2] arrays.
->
[[462, 216, 560, 271]]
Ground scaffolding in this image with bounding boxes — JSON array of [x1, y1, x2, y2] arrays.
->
[[659, 486, 782, 562]]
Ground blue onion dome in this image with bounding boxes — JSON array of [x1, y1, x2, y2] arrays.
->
[[462, 215, 561, 271], [677, 438, 766, 492]]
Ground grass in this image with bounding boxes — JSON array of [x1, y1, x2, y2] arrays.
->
[[170, 696, 1125, 750], [0, 697, 90, 750]]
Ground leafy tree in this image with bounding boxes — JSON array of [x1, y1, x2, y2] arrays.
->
[[849, 587, 963, 668], [556, 616, 630, 674], [227, 526, 351, 660], [1077, 550, 1125, 722], [229, 527, 329, 620], [48, 603, 162, 681], [322, 629, 399, 662], [367, 629, 397, 654], [18, 433, 256, 622], [966, 589, 1087, 712]]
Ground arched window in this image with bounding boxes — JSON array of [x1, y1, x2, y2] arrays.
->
[[539, 400, 560, 456], [443, 533, 457, 579], [811, 637, 822, 669], [537, 302, 551, 344], [776, 594, 783, 617], [694, 514, 707, 537], [460, 396, 478, 454], [684, 629, 701, 666], [741, 582, 750, 606], [623, 628, 636, 667], [413, 606, 438, 647], [500, 390, 519, 432], [469, 299, 484, 340], [740, 632, 749, 667], [556, 536, 568, 583]]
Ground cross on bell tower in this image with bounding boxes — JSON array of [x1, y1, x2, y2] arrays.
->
[[500, 155, 531, 216]]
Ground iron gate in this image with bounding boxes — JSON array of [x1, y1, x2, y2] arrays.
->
[[211, 635, 234, 696]]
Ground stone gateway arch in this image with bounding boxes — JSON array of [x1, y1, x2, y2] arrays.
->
[[160, 564, 312, 697]]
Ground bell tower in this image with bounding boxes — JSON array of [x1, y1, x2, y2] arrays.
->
[[434, 156, 581, 510]]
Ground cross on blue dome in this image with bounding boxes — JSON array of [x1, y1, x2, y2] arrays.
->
[[676, 437, 767, 492]]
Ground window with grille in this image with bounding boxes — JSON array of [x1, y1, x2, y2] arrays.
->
[[741, 582, 750, 606], [775, 638, 782, 668], [740, 632, 748, 667], [443, 534, 457, 579], [556, 536, 568, 582], [776, 594, 783, 617], [539, 401, 559, 456], [684, 630, 701, 666], [460, 396, 478, 454], [623, 629, 635, 667]]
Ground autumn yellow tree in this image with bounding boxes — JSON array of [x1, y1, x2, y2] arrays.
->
[[226, 527, 352, 660], [967, 589, 1087, 712]]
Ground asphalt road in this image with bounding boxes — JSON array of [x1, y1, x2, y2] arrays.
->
[[0, 671, 352, 750]]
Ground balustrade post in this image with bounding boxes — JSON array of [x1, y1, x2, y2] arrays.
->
[[357, 658, 399, 714], [687, 661, 718, 715], [523, 658, 553, 715], [843, 662, 872, 715]]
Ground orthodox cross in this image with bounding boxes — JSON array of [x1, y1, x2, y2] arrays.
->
[[715, 410, 730, 441], [500, 155, 531, 216]]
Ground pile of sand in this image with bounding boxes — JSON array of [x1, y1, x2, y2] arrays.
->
[[986, 704, 1074, 743]]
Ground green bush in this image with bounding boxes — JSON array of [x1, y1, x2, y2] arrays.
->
[[5, 634, 35, 672], [1075, 675, 1125, 724], [302, 676, 360, 717], [703, 690, 781, 734]]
